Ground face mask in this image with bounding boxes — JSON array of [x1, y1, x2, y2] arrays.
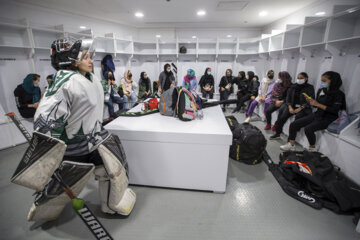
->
[[34, 83, 39, 87], [167, 69, 171, 72], [207, 72, 211, 75], [276, 79, 282, 84], [144, 75, 148, 79], [296, 79, 305, 85], [226, 73, 231, 77], [320, 82, 329, 89], [268, 74, 274, 79], [246, 75, 249, 79], [128, 74, 132, 78]]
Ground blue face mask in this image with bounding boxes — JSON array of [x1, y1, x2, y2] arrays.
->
[[321, 82, 329, 89], [207, 72, 211, 75]]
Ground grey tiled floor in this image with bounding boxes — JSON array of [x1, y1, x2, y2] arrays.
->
[[0, 110, 359, 240]]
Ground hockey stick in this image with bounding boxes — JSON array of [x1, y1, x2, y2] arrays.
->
[[6, 112, 113, 240]]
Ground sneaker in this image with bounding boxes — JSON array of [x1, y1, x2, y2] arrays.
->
[[244, 116, 251, 123], [271, 124, 277, 132], [280, 142, 296, 151], [260, 115, 266, 122], [264, 124, 271, 130], [270, 133, 281, 140], [308, 145, 319, 152]]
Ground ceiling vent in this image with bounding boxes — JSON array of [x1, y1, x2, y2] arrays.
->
[[216, 1, 249, 11]]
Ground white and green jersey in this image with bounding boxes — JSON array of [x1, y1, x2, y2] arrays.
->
[[34, 70, 109, 156]]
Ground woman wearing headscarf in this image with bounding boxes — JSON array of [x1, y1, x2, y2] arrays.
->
[[102, 71, 123, 117], [121, 70, 137, 110], [233, 71, 257, 113], [182, 69, 197, 91], [270, 72, 315, 139], [244, 70, 276, 122], [232, 71, 247, 113], [14, 73, 41, 118], [158, 63, 175, 93], [264, 71, 292, 130], [280, 71, 346, 152], [199, 67, 215, 99], [219, 69, 234, 112], [138, 71, 152, 100]]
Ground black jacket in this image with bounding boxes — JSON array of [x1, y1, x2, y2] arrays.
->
[[247, 80, 260, 96], [219, 76, 234, 93], [314, 89, 346, 121], [14, 84, 40, 118], [199, 74, 215, 92], [286, 83, 315, 109], [233, 77, 249, 93]]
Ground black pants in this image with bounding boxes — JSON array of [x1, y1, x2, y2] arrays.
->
[[275, 105, 312, 134], [235, 93, 251, 111], [265, 103, 280, 124], [201, 89, 214, 99], [220, 90, 231, 108], [289, 114, 333, 145]]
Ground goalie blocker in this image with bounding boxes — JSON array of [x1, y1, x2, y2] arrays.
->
[[11, 131, 66, 191]]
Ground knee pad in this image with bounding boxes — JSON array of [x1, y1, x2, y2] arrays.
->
[[27, 161, 94, 221], [11, 132, 66, 191], [95, 135, 136, 216]]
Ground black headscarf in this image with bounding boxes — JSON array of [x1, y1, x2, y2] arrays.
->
[[238, 71, 245, 80], [164, 64, 172, 75], [247, 71, 254, 81]]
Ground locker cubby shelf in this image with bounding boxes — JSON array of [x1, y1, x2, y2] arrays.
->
[[259, 38, 270, 53], [116, 39, 133, 54], [218, 40, 237, 55], [270, 33, 283, 51], [133, 42, 157, 55], [159, 42, 177, 55], [238, 41, 259, 54], [283, 28, 301, 49], [178, 42, 197, 55], [198, 41, 216, 55], [328, 9, 360, 42], [301, 20, 327, 46]]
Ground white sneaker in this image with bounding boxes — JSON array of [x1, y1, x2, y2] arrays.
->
[[244, 117, 251, 123], [280, 142, 296, 151], [308, 145, 319, 152]]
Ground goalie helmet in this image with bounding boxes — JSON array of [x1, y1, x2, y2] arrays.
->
[[50, 38, 96, 70]]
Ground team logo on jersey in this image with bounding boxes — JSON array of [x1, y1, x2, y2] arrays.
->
[[46, 71, 76, 97]]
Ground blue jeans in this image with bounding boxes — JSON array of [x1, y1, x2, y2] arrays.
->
[[106, 95, 123, 117], [123, 92, 137, 110]]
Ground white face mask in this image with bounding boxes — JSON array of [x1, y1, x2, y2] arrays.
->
[[276, 79, 282, 84], [296, 79, 305, 85], [166, 69, 171, 72], [207, 72, 211, 75]]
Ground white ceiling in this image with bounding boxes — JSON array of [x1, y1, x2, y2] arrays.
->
[[13, 0, 321, 28]]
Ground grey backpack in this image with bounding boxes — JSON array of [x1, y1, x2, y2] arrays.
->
[[159, 87, 179, 116]]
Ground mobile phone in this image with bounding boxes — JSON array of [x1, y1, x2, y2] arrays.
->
[[302, 93, 311, 99]]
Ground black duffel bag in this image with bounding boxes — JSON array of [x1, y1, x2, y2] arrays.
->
[[230, 123, 267, 165], [225, 115, 239, 132]]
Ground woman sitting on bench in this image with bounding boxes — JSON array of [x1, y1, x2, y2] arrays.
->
[[280, 71, 346, 152]]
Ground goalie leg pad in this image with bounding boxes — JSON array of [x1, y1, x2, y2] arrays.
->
[[96, 135, 136, 216], [11, 131, 66, 191], [27, 161, 94, 221]]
